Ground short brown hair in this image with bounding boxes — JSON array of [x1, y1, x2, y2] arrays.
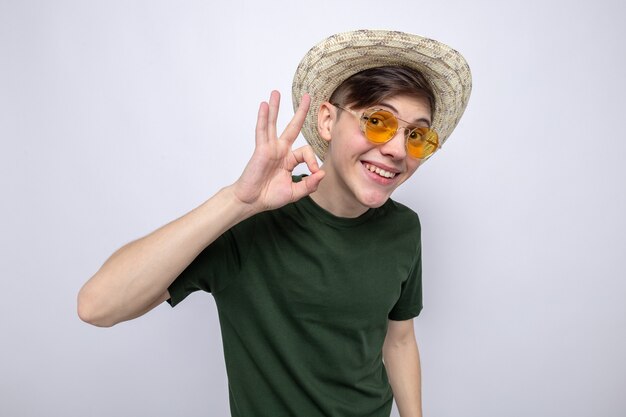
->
[[329, 66, 435, 115]]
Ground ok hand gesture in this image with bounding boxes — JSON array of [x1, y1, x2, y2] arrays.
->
[[232, 91, 325, 213]]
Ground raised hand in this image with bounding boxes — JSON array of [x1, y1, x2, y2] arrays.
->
[[78, 91, 326, 327], [232, 90, 325, 213]]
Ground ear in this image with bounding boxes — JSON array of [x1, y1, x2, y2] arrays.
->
[[317, 102, 335, 142]]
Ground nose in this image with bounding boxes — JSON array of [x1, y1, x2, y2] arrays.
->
[[378, 129, 407, 160]]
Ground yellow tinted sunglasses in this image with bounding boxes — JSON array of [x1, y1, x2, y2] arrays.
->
[[333, 104, 440, 160]]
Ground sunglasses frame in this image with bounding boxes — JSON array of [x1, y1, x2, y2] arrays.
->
[[331, 103, 440, 160]]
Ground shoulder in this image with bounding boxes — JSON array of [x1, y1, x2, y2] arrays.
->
[[355, 199, 421, 250], [380, 198, 421, 229]]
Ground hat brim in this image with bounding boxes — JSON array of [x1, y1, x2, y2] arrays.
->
[[292, 30, 472, 161]]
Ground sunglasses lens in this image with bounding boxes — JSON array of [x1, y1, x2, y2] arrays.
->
[[357, 107, 439, 160], [362, 110, 398, 143], [406, 128, 439, 159]]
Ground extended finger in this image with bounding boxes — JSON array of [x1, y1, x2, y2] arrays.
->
[[255, 101, 269, 146], [279, 93, 311, 144], [267, 90, 280, 141]]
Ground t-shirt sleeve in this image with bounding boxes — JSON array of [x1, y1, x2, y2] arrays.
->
[[167, 217, 255, 307], [387, 226, 423, 321]]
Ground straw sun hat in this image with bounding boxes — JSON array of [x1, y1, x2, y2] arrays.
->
[[292, 30, 472, 160]]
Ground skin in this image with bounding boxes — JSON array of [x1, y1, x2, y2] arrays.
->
[[311, 95, 430, 218], [384, 318, 423, 417], [77, 90, 426, 417]]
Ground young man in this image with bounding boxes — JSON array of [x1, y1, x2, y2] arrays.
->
[[78, 30, 471, 417]]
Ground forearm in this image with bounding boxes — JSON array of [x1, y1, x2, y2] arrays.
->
[[383, 333, 422, 417], [77, 185, 256, 327]]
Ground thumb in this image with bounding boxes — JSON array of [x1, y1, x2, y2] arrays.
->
[[290, 170, 325, 202]]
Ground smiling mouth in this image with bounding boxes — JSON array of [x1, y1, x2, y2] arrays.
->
[[363, 163, 397, 179]]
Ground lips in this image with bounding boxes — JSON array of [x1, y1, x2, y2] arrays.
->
[[362, 162, 398, 179]]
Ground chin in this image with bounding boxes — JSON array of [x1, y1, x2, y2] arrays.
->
[[358, 190, 393, 208]]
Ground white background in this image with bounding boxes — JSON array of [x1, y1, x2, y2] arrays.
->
[[1, 0, 625, 416]]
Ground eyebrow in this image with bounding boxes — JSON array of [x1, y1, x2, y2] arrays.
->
[[379, 102, 432, 126]]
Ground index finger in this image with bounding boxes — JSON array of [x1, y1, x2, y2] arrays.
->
[[279, 93, 311, 144]]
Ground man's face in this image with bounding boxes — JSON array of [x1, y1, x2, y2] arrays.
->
[[318, 94, 432, 215]]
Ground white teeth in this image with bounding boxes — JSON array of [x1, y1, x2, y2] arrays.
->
[[364, 163, 396, 179]]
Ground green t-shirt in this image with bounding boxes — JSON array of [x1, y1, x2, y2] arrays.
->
[[168, 194, 422, 417]]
